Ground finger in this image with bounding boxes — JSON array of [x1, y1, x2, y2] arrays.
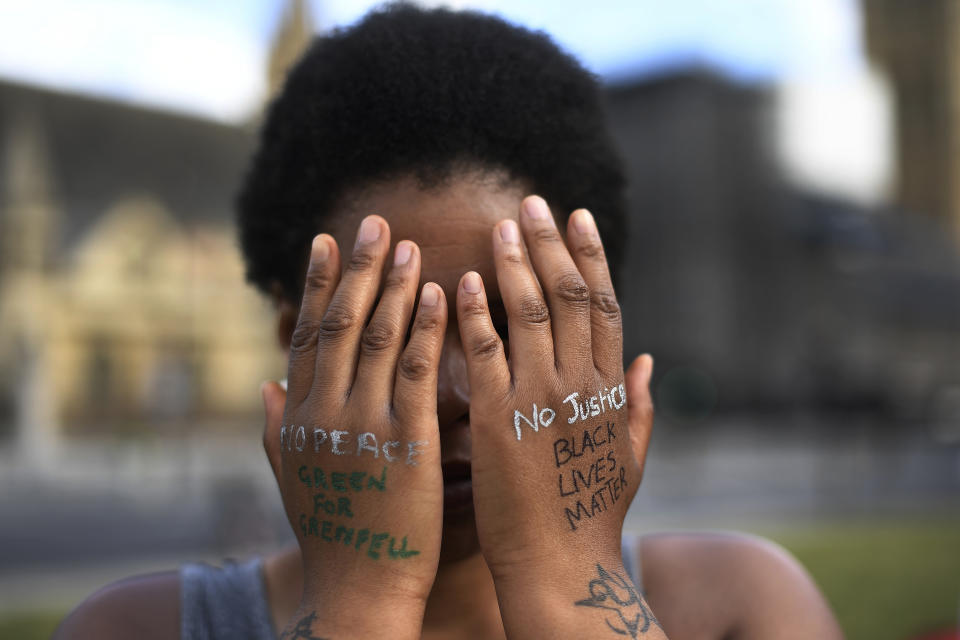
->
[[392, 283, 447, 429], [456, 271, 511, 404], [286, 234, 341, 407], [625, 354, 654, 480], [492, 219, 553, 373], [351, 241, 421, 408], [311, 215, 391, 400], [519, 195, 591, 373], [261, 380, 288, 483], [567, 208, 623, 379]]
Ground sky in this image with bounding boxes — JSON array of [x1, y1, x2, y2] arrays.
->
[[0, 0, 889, 202], [0, 0, 865, 122]]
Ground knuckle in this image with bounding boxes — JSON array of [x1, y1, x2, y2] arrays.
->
[[289, 320, 320, 352], [304, 265, 334, 292], [414, 313, 442, 333], [574, 239, 606, 261], [532, 227, 562, 244], [346, 249, 378, 273], [318, 305, 355, 339], [591, 289, 621, 321], [468, 333, 503, 360], [360, 321, 396, 356], [460, 297, 491, 318], [382, 269, 407, 293], [554, 272, 590, 308], [501, 252, 527, 268], [397, 351, 433, 381], [516, 294, 550, 326]]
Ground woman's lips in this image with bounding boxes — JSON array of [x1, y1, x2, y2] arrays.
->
[[441, 461, 474, 513]]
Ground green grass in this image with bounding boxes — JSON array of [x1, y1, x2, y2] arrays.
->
[[1, 521, 957, 639], [769, 520, 960, 640], [0, 610, 63, 640]]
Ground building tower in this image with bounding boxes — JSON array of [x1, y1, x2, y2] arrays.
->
[[0, 110, 61, 465], [1, 110, 58, 274], [865, 0, 960, 246], [267, 0, 316, 102]]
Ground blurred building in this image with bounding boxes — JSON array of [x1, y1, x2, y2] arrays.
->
[[865, 0, 960, 245], [608, 71, 960, 426], [0, 3, 318, 463], [0, 81, 283, 454], [1, 0, 959, 472]]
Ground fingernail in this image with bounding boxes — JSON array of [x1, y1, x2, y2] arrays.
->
[[311, 235, 329, 262], [523, 196, 550, 221], [394, 241, 413, 266], [499, 220, 519, 244], [356, 216, 381, 246], [420, 283, 439, 307], [462, 271, 482, 294], [572, 209, 597, 236]]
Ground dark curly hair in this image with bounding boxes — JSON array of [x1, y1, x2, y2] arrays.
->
[[237, 2, 627, 302]]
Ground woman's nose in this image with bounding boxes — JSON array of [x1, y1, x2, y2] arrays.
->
[[436, 330, 470, 428]]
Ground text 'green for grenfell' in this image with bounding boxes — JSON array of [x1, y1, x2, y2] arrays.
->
[[298, 517, 420, 560], [298, 465, 387, 492], [296, 464, 419, 560]]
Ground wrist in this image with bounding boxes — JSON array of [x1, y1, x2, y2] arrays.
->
[[288, 590, 426, 640], [484, 532, 624, 587], [492, 554, 664, 639], [293, 561, 434, 639]]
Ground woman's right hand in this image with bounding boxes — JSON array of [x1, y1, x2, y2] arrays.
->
[[260, 216, 447, 640]]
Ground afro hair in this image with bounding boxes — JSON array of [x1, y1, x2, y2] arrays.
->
[[237, 2, 627, 302]]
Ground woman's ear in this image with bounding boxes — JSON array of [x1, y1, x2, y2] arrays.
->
[[261, 381, 287, 482], [276, 299, 299, 352]]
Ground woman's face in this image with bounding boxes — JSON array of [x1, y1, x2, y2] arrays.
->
[[284, 171, 533, 561]]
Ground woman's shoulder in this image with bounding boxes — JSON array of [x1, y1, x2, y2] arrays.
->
[[634, 530, 843, 639], [53, 570, 180, 640], [636, 529, 803, 573], [54, 555, 281, 640]]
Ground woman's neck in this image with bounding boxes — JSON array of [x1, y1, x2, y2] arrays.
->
[[421, 551, 505, 640], [264, 546, 506, 639]]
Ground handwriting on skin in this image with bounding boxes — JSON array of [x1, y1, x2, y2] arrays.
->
[[555, 421, 627, 530], [512, 383, 626, 441], [574, 564, 661, 638], [281, 425, 427, 465], [294, 464, 420, 560], [511, 382, 629, 531]]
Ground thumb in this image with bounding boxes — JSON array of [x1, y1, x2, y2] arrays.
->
[[624, 354, 655, 479], [261, 380, 287, 482]]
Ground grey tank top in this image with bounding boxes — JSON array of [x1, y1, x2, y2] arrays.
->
[[181, 538, 644, 640]]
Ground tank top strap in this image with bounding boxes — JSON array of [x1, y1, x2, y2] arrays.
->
[[621, 534, 645, 594], [180, 557, 276, 640]]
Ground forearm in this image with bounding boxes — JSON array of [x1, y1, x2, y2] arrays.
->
[[493, 558, 669, 640]]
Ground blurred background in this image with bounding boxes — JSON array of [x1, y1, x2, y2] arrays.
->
[[0, 0, 957, 638]]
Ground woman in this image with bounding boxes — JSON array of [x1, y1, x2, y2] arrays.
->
[[56, 5, 843, 639]]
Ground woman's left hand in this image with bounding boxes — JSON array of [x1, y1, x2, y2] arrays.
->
[[456, 195, 665, 638]]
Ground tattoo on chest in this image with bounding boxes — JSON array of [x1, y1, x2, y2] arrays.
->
[[280, 611, 330, 640], [574, 564, 662, 638]]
